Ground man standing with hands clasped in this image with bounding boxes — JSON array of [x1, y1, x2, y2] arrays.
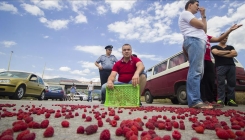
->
[[95, 45, 118, 104], [178, 0, 213, 109]]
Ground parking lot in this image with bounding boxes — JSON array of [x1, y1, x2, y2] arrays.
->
[[0, 99, 245, 140]]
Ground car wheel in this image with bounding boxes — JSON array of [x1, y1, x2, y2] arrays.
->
[[38, 91, 45, 100], [145, 90, 153, 104], [170, 97, 179, 104], [13, 85, 25, 100], [80, 97, 83, 101], [176, 85, 188, 105], [60, 98, 63, 101]]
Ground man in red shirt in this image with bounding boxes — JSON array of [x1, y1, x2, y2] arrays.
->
[[100, 44, 146, 106]]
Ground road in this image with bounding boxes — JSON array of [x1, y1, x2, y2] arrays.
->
[[0, 99, 245, 140]]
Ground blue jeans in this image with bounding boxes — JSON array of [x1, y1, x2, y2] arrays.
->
[[183, 36, 206, 107], [88, 91, 92, 101], [101, 81, 132, 97]]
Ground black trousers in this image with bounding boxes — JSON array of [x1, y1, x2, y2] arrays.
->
[[99, 69, 112, 101], [200, 60, 215, 102], [216, 65, 236, 103]]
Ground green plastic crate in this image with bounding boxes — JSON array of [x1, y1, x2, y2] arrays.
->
[[105, 84, 140, 107]]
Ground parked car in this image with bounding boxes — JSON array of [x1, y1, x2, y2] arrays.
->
[[142, 51, 245, 105], [45, 85, 67, 101], [67, 92, 88, 101], [0, 71, 46, 100]]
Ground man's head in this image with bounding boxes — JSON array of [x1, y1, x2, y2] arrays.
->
[[185, 0, 199, 14], [105, 45, 113, 55], [122, 44, 132, 58], [220, 33, 229, 44], [90, 81, 92, 84]]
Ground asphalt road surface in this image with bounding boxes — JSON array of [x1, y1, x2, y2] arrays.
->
[[0, 99, 245, 140]]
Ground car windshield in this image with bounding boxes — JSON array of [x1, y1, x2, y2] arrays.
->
[[0, 71, 30, 78]]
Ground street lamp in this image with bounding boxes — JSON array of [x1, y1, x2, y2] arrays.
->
[[7, 51, 13, 71]]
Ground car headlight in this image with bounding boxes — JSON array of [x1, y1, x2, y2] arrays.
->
[[0, 79, 10, 84]]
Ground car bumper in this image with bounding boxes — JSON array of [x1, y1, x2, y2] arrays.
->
[[0, 85, 17, 96], [235, 85, 245, 91]]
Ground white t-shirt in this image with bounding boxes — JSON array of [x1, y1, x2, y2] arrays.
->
[[88, 84, 94, 91], [178, 11, 206, 41]]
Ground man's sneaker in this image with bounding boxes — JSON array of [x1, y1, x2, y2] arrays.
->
[[227, 99, 238, 107], [216, 100, 225, 108]]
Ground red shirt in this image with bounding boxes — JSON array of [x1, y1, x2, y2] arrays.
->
[[205, 35, 212, 61], [112, 56, 141, 83]]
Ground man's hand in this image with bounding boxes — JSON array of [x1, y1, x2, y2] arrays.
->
[[199, 7, 205, 16], [98, 66, 103, 70], [132, 74, 139, 87], [107, 80, 114, 89], [229, 24, 243, 31]]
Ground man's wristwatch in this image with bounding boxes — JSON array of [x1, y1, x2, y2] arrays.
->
[[202, 15, 206, 18]]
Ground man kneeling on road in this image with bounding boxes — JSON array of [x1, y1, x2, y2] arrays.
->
[[101, 43, 146, 106]]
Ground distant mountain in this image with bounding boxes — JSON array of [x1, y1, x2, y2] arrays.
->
[[43, 77, 79, 83]]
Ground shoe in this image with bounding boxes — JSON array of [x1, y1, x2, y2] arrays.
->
[[227, 99, 238, 107], [101, 101, 105, 104], [140, 102, 142, 107], [190, 102, 213, 109], [216, 100, 225, 108]]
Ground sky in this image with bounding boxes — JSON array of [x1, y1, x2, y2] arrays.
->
[[0, 0, 245, 82]]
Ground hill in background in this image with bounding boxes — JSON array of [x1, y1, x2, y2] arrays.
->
[[43, 77, 79, 83]]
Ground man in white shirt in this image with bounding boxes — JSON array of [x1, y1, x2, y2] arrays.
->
[[178, 0, 212, 109], [87, 81, 94, 102]]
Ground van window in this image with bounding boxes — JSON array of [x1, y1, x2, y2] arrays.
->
[[153, 61, 167, 75], [169, 53, 187, 69], [147, 69, 152, 77]]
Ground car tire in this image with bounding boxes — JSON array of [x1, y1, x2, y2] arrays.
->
[[145, 90, 153, 104], [12, 85, 25, 100], [60, 98, 63, 101], [38, 91, 45, 100], [80, 97, 83, 101], [176, 85, 188, 105]]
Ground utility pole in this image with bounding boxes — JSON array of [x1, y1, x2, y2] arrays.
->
[[42, 63, 46, 79], [7, 51, 13, 71]]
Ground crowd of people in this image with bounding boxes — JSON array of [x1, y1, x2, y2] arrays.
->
[[70, 0, 242, 109]]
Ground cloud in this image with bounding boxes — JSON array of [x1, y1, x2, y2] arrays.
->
[[31, 0, 62, 10], [97, 5, 107, 15], [39, 17, 69, 30], [43, 35, 49, 38], [32, 65, 35, 68], [0, 69, 6, 72], [101, 33, 105, 36], [0, 2, 18, 14], [109, 38, 117, 42], [107, 1, 185, 44], [74, 13, 87, 24], [105, 0, 137, 13], [21, 3, 44, 16], [59, 67, 71, 71], [1, 41, 16, 48], [219, 4, 226, 9], [70, 69, 90, 76], [78, 61, 97, 69], [69, 1, 94, 14], [43, 74, 60, 79], [74, 45, 122, 58], [0, 51, 5, 55], [45, 67, 54, 71]]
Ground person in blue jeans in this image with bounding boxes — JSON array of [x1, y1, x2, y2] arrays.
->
[[178, 0, 212, 109], [70, 83, 76, 101], [87, 81, 94, 102]]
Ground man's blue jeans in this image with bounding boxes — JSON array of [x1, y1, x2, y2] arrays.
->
[[183, 36, 206, 107], [88, 91, 92, 101], [101, 81, 132, 98]]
